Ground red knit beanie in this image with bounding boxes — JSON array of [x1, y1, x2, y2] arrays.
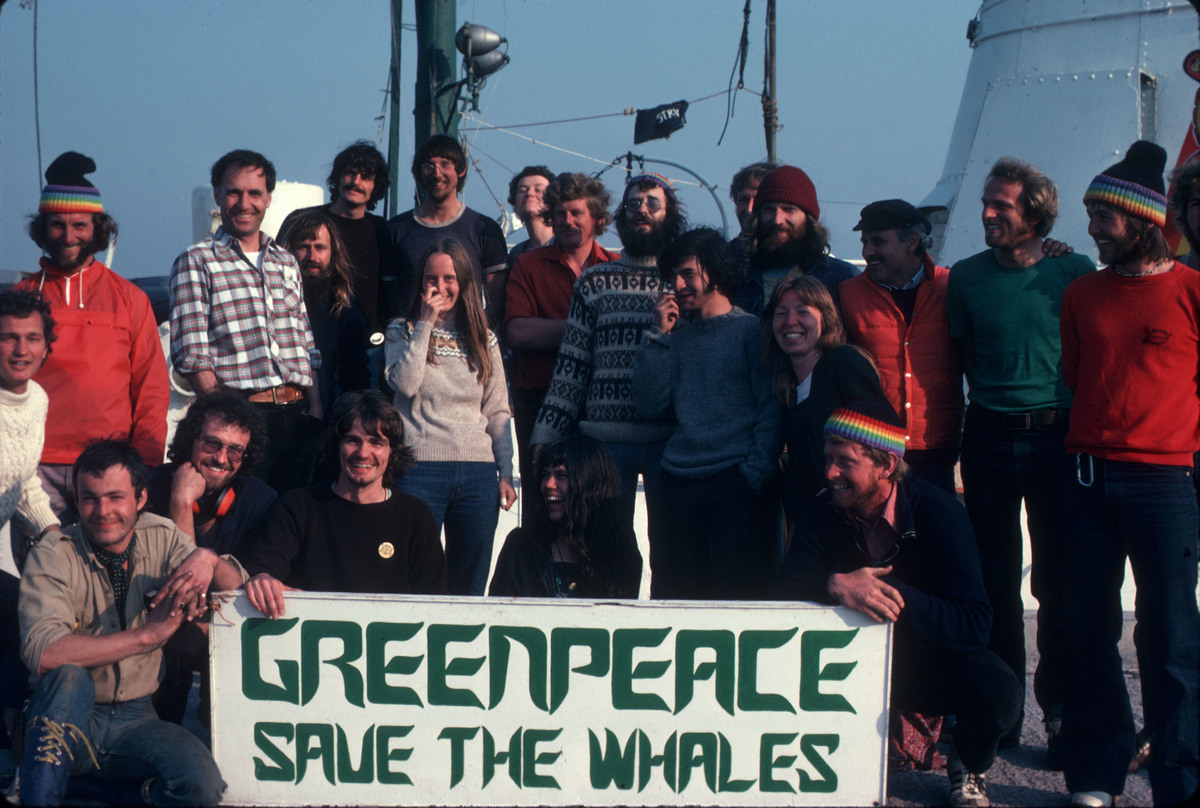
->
[[755, 165, 819, 220]]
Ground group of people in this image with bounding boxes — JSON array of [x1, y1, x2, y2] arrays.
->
[[0, 132, 1196, 808]]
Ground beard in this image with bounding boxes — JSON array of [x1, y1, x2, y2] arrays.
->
[[754, 231, 809, 270], [617, 216, 669, 258]]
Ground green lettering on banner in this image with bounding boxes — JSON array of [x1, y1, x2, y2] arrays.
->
[[427, 624, 485, 708], [438, 726, 480, 788], [253, 722, 295, 781], [799, 629, 858, 713], [759, 732, 798, 793], [522, 728, 562, 789], [242, 618, 300, 703], [549, 627, 610, 713], [295, 723, 335, 785], [365, 622, 423, 705], [736, 628, 797, 713], [489, 626, 548, 710], [301, 621, 364, 707], [482, 727, 522, 788], [335, 725, 374, 784], [677, 732, 717, 793], [613, 628, 670, 711], [637, 729, 677, 792], [588, 729, 636, 790], [798, 733, 839, 792], [376, 725, 414, 785], [674, 629, 735, 716], [718, 733, 754, 792]]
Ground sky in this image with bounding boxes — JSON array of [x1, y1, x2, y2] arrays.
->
[[0, 0, 976, 279]]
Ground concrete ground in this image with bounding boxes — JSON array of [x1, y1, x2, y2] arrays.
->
[[886, 613, 1152, 808]]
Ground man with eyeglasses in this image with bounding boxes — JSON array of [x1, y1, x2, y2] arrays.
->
[[735, 164, 857, 314], [773, 399, 1020, 808], [387, 135, 508, 318], [531, 173, 687, 592], [142, 390, 276, 724]]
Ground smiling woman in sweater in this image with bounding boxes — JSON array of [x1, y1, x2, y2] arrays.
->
[[385, 238, 515, 595]]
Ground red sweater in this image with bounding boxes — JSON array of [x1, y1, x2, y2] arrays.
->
[[839, 255, 963, 451], [16, 258, 169, 465], [1061, 262, 1200, 465]]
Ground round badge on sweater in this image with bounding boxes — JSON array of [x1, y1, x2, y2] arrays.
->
[[378, 542, 395, 559]]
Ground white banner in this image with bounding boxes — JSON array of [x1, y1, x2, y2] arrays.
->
[[210, 593, 892, 806]]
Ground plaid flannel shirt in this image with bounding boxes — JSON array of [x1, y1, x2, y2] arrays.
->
[[169, 227, 317, 390]]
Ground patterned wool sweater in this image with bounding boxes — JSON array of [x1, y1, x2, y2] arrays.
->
[[385, 318, 513, 477], [531, 253, 675, 446]]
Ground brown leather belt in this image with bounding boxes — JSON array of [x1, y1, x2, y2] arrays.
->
[[247, 384, 305, 405]]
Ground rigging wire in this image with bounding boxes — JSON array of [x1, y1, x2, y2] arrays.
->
[[718, 0, 753, 146], [31, 0, 42, 180]]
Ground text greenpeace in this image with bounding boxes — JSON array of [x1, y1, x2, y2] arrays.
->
[[210, 594, 891, 805]]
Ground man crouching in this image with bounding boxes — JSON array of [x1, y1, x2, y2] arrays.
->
[[17, 440, 246, 806], [773, 400, 1021, 808]]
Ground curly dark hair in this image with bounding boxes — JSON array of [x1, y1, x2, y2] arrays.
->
[[541, 172, 612, 236], [507, 165, 555, 207], [27, 211, 119, 255], [0, 289, 57, 358], [323, 391, 414, 487], [658, 227, 745, 298], [328, 141, 390, 210], [167, 391, 269, 477]]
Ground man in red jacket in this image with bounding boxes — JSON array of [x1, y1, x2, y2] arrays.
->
[[840, 200, 963, 494], [17, 152, 169, 525]]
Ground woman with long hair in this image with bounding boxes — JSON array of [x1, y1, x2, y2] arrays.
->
[[763, 274, 886, 519], [385, 238, 516, 595], [489, 435, 642, 599]]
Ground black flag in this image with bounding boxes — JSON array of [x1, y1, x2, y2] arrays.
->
[[634, 100, 689, 144]]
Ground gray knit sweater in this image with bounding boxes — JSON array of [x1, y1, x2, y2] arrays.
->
[[633, 309, 783, 491], [385, 319, 513, 478], [531, 253, 675, 446]]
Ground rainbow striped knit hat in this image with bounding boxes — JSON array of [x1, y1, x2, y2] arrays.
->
[[624, 172, 678, 205], [39, 152, 104, 214], [1082, 140, 1167, 227], [824, 399, 906, 458]]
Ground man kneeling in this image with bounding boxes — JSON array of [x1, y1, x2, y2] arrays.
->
[[772, 400, 1020, 808], [17, 440, 246, 806]]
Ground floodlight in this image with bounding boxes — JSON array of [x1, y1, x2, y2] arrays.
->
[[455, 24, 505, 57]]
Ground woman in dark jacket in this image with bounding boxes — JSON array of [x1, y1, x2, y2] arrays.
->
[[490, 435, 642, 598], [763, 274, 886, 521]]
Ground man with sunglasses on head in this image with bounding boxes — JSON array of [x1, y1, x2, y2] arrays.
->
[[387, 135, 508, 318]]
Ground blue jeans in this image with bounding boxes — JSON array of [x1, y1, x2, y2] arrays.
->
[[22, 665, 224, 806], [604, 440, 668, 595], [959, 406, 1071, 731], [397, 461, 498, 595], [1060, 457, 1199, 804]]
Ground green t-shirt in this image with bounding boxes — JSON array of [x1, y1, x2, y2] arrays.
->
[[947, 249, 1095, 411]]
